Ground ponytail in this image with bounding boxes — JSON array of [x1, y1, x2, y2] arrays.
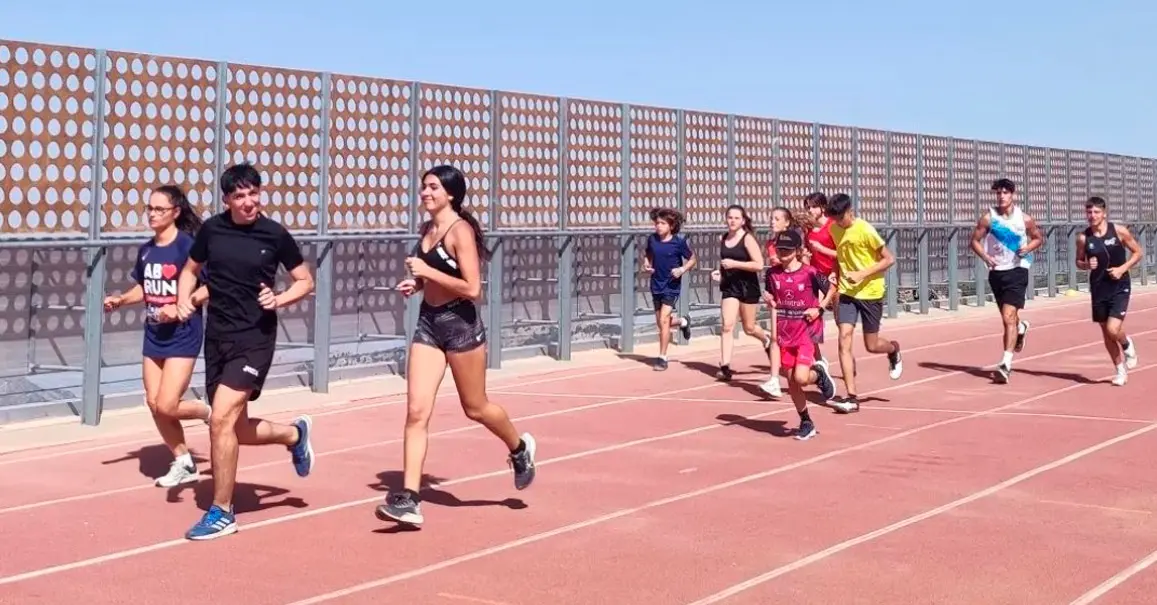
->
[[456, 206, 489, 261]]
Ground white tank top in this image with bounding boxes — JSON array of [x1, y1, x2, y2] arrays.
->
[[985, 206, 1032, 271]]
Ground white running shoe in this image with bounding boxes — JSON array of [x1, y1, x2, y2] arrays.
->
[[155, 459, 199, 487], [759, 378, 783, 398], [1124, 337, 1138, 370]]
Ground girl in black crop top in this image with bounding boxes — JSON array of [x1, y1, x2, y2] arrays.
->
[[376, 165, 537, 529], [710, 204, 772, 382]]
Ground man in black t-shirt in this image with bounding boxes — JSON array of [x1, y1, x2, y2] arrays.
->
[[176, 162, 317, 541]]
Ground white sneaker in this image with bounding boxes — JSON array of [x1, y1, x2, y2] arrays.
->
[[759, 378, 783, 398], [1124, 337, 1138, 370], [155, 459, 199, 487], [1112, 371, 1128, 387]]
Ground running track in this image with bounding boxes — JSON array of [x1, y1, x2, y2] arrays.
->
[[5, 293, 1157, 604]]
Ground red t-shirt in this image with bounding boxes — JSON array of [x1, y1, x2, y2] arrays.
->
[[806, 220, 837, 277]]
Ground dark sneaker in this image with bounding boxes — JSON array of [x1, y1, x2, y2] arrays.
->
[[812, 362, 836, 401], [509, 433, 537, 491], [994, 363, 1011, 384], [716, 364, 733, 381], [1014, 320, 1030, 353], [654, 357, 669, 371], [795, 419, 818, 441], [679, 317, 691, 341], [375, 489, 424, 527]]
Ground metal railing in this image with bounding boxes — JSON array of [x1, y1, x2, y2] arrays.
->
[[0, 37, 1155, 425]]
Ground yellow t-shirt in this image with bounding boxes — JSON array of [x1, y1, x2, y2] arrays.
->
[[830, 218, 886, 300]]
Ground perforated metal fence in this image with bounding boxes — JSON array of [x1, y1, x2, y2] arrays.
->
[[1, 38, 1155, 425]]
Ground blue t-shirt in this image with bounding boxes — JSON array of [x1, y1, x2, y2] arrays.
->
[[645, 233, 694, 298], [131, 231, 205, 358]]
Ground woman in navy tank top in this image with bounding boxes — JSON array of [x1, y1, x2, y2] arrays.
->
[[103, 186, 212, 488]]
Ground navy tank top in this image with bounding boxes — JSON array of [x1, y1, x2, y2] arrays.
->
[[1084, 221, 1130, 290]]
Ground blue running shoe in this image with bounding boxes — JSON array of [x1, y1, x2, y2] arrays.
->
[[289, 415, 314, 477], [185, 504, 236, 541]]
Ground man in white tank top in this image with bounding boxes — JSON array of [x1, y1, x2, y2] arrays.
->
[[969, 178, 1044, 384]]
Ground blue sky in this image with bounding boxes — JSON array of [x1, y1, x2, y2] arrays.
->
[[5, 0, 1154, 157]]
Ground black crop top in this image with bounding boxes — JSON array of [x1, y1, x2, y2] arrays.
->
[[412, 219, 463, 279]]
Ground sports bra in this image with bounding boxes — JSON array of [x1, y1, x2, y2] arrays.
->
[[412, 219, 463, 279]]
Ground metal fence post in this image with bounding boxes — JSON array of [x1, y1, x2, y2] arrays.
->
[[81, 48, 109, 426], [486, 237, 504, 369], [916, 135, 929, 314], [947, 141, 959, 310], [486, 89, 502, 369], [618, 104, 636, 353], [812, 121, 821, 191], [974, 140, 987, 306], [398, 81, 425, 375], [1067, 152, 1079, 290], [310, 72, 333, 393], [555, 99, 572, 361], [675, 109, 690, 344], [212, 61, 228, 216], [884, 133, 897, 319], [851, 128, 860, 212], [1045, 150, 1058, 297]]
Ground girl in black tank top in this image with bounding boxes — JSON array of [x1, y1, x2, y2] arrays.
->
[[711, 204, 772, 381], [378, 164, 537, 530]]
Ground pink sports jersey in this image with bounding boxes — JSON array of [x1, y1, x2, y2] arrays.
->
[[765, 263, 830, 348]]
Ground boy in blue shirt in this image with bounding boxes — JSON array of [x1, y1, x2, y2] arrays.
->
[[643, 207, 696, 370]]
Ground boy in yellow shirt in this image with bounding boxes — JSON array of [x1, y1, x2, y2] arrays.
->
[[824, 194, 903, 413]]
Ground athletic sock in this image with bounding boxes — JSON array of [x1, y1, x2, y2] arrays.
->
[[1001, 351, 1013, 367], [1122, 338, 1132, 351], [1117, 363, 1127, 374], [175, 452, 194, 468], [799, 409, 811, 423], [511, 439, 527, 455]]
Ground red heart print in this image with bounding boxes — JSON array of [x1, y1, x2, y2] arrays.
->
[[161, 264, 177, 279]]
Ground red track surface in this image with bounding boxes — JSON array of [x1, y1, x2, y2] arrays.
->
[[5, 294, 1157, 604]]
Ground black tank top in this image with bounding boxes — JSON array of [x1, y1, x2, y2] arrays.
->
[[1084, 221, 1130, 288], [413, 219, 464, 280], [720, 232, 759, 287]]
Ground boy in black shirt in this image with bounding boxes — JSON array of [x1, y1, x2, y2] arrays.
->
[[176, 162, 316, 541]]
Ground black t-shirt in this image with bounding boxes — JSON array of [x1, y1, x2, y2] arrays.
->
[[189, 212, 305, 341]]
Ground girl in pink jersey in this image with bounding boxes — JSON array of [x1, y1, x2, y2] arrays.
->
[[763, 230, 837, 441]]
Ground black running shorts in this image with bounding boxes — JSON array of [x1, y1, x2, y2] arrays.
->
[[413, 299, 487, 354], [988, 267, 1029, 309], [1091, 285, 1130, 324], [204, 334, 276, 404]]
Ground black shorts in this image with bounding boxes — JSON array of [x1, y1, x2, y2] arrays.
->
[[721, 277, 761, 305], [413, 299, 486, 354], [652, 293, 679, 310], [836, 295, 884, 334], [1091, 285, 1130, 323], [988, 267, 1029, 309], [204, 334, 276, 404]]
